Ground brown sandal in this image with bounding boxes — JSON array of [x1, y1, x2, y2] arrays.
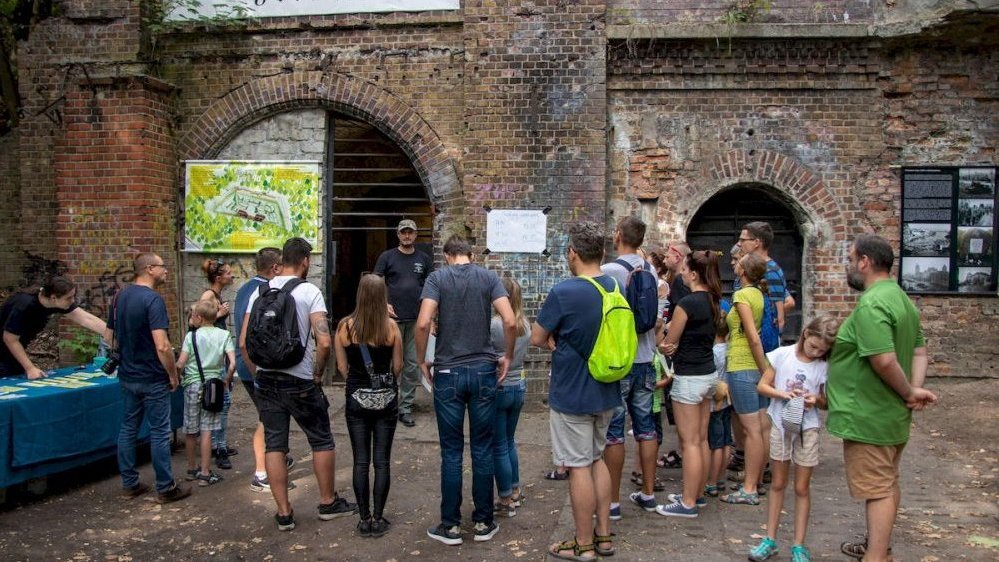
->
[[549, 539, 597, 561], [594, 531, 615, 556]]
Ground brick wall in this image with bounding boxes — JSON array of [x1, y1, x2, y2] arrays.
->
[[0, 134, 20, 288], [609, 0, 873, 25]]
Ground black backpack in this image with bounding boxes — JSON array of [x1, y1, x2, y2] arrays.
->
[[614, 258, 659, 334], [246, 278, 307, 370]]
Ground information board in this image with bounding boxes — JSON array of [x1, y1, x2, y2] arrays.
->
[[900, 166, 997, 294], [486, 209, 548, 254], [184, 161, 320, 253], [166, 0, 459, 21]]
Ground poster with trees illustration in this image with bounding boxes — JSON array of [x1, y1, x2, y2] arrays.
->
[[184, 161, 320, 253]]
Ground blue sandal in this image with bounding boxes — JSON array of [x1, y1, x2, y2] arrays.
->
[[721, 487, 760, 505]]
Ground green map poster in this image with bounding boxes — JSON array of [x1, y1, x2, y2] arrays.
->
[[184, 161, 320, 253]]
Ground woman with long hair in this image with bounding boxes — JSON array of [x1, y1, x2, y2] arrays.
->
[[491, 277, 532, 517], [721, 253, 772, 505], [199, 258, 236, 468], [334, 274, 403, 538], [655, 250, 725, 518]]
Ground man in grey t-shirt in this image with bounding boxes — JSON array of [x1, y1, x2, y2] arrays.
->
[[416, 235, 517, 546], [601, 216, 661, 518]]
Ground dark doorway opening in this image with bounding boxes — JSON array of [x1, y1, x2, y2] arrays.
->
[[686, 184, 804, 341], [325, 115, 432, 324]]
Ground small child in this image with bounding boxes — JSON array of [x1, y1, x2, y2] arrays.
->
[[176, 300, 236, 487], [705, 321, 732, 497], [748, 316, 839, 562]]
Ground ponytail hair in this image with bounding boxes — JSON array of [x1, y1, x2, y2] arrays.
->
[[30, 276, 76, 298], [739, 253, 768, 295], [686, 250, 725, 331]]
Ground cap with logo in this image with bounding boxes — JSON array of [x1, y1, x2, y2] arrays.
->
[[397, 219, 418, 232]]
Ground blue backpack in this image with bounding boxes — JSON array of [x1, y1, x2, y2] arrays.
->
[[760, 291, 780, 352], [614, 259, 659, 334]]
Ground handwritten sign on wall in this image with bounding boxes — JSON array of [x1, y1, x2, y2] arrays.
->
[[167, 1, 459, 20], [486, 210, 548, 254]]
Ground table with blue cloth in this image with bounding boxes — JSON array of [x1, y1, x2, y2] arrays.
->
[[0, 365, 183, 488]]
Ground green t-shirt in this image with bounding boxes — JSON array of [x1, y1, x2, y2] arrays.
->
[[652, 352, 668, 414], [826, 279, 925, 446], [180, 327, 234, 387], [725, 286, 764, 372]]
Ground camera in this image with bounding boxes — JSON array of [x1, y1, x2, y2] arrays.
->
[[101, 351, 121, 375]]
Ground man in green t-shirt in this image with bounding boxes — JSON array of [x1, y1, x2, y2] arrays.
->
[[826, 234, 937, 562]]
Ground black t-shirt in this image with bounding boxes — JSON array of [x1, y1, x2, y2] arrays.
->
[[0, 292, 77, 376], [672, 291, 718, 377], [666, 276, 691, 323], [373, 248, 433, 322]]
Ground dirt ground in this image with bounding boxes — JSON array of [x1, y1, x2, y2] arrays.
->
[[0, 377, 996, 561]]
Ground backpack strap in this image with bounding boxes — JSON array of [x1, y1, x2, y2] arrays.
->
[[613, 258, 634, 273], [191, 328, 206, 384], [358, 343, 375, 377], [280, 277, 306, 295]]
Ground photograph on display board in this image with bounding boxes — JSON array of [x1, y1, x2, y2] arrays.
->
[[958, 168, 995, 198], [957, 267, 994, 293], [902, 223, 951, 256], [900, 257, 950, 292], [957, 199, 994, 227], [957, 227, 995, 266]]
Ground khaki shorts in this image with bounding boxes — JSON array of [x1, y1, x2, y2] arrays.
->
[[843, 440, 906, 500], [769, 426, 820, 467], [550, 408, 614, 468]]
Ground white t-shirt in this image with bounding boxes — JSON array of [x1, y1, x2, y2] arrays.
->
[[245, 276, 327, 381], [711, 342, 730, 412], [765, 344, 828, 431]]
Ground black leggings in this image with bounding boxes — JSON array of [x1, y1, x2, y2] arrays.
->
[[345, 403, 398, 520]]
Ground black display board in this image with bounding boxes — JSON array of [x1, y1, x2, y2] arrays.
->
[[900, 166, 997, 295]]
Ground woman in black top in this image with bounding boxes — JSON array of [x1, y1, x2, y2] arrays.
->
[[334, 274, 403, 538], [656, 250, 724, 518]]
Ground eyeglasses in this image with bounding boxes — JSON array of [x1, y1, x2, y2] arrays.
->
[[148, 263, 166, 270], [738, 237, 757, 243]]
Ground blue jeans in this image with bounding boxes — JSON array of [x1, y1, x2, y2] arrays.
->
[[606, 362, 658, 445], [492, 382, 525, 498], [117, 379, 175, 493], [211, 385, 232, 450], [433, 362, 497, 527]]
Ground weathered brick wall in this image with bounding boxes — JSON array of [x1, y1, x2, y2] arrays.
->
[[608, 34, 998, 377], [609, 1, 873, 24], [0, 134, 21, 288]]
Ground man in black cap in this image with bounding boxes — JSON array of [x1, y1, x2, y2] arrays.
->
[[373, 219, 433, 427]]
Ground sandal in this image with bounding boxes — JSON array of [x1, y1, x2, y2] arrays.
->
[[630, 473, 665, 492], [720, 487, 760, 505], [549, 539, 597, 561], [545, 469, 569, 481], [840, 538, 891, 560], [658, 450, 682, 468], [594, 531, 615, 556]]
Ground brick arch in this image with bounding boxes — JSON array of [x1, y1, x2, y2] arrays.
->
[[178, 71, 459, 201]]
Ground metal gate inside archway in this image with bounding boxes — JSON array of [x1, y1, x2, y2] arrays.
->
[[685, 184, 804, 341], [325, 114, 432, 323]]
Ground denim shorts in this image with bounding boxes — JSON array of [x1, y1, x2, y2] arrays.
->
[[669, 373, 717, 405], [255, 370, 335, 454], [726, 369, 770, 414], [606, 362, 657, 445], [708, 406, 733, 450]]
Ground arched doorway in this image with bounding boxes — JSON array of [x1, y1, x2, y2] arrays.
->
[[327, 114, 433, 322], [686, 184, 804, 340]]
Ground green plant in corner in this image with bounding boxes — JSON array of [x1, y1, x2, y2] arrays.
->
[[58, 325, 101, 364], [718, 0, 773, 54]]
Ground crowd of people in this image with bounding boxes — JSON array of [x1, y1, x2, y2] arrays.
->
[[0, 218, 938, 562]]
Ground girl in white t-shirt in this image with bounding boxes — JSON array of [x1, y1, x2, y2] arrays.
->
[[748, 316, 839, 562]]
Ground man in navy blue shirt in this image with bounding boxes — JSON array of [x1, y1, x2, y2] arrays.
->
[[108, 253, 190, 503], [532, 222, 620, 560]]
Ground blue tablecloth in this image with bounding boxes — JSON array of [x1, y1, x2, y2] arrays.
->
[[0, 365, 183, 488]]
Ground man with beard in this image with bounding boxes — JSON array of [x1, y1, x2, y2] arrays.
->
[[110, 253, 190, 503], [827, 234, 937, 562]]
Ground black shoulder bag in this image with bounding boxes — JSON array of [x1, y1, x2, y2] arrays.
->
[[192, 328, 226, 412], [350, 343, 397, 411]]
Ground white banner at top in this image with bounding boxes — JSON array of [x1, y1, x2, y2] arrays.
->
[[167, 0, 459, 21]]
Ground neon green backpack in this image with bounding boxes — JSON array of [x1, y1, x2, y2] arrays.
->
[[580, 276, 637, 383]]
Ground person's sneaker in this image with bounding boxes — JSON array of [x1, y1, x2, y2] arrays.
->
[[215, 449, 232, 470], [790, 544, 811, 562], [398, 413, 416, 427], [667, 492, 708, 507], [473, 521, 499, 542], [285, 455, 295, 469], [275, 511, 296, 532], [654, 500, 698, 518], [370, 517, 391, 538], [185, 467, 200, 481], [250, 474, 297, 492], [156, 484, 192, 504], [748, 537, 779, 561], [427, 523, 463, 546], [318, 495, 358, 520], [356, 518, 372, 537], [628, 491, 657, 512], [121, 482, 150, 499], [494, 501, 516, 518], [197, 470, 224, 487], [608, 504, 622, 521]]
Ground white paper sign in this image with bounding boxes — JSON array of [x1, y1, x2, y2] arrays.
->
[[486, 210, 548, 253], [167, 0, 459, 21]]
